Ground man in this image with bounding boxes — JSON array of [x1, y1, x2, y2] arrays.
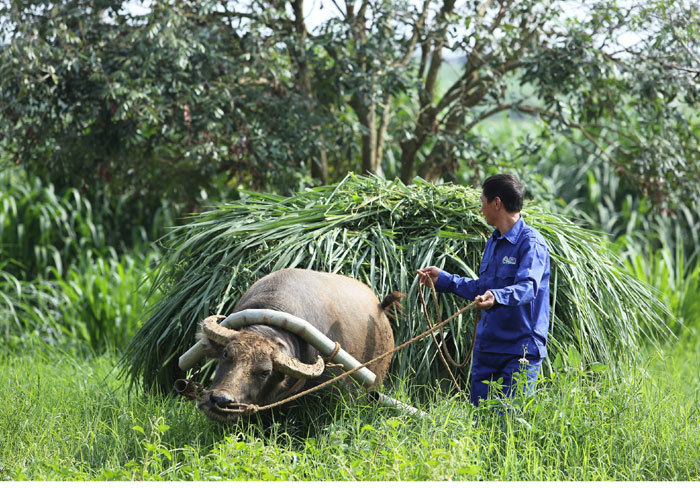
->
[[417, 174, 550, 406]]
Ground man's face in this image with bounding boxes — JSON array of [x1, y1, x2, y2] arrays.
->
[[480, 193, 497, 226]]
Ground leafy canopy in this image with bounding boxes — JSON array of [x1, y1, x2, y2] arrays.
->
[[1, 0, 698, 212], [0, 0, 327, 207]]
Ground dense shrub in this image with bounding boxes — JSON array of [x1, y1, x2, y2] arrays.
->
[[0, 170, 164, 352], [1, 248, 161, 354]]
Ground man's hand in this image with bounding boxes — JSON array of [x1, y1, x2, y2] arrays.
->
[[475, 290, 496, 310], [416, 266, 441, 286]]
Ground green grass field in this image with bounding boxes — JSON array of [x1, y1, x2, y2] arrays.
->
[[2, 326, 698, 481]]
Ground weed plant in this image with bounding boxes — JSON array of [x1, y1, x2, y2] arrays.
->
[[0, 267, 62, 348], [2, 333, 698, 481], [530, 130, 700, 268], [0, 168, 166, 352], [462, 115, 700, 275], [622, 230, 700, 335], [48, 248, 163, 354], [0, 169, 177, 281]]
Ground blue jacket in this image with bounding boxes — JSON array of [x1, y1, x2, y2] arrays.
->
[[435, 217, 550, 357]]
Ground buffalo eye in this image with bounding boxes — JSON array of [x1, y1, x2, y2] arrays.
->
[[222, 350, 229, 360], [257, 369, 272, 379]]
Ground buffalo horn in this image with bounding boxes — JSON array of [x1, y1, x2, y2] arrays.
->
[[201, 315, 237, 345], [272, 350, 325, 379]]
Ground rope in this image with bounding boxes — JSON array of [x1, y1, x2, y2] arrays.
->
[[177, 291, 479, 414], [418, 281, 464, 394], [325, 341, 342, 363], [419, 280, 478, 369], [431, 281, 473, 368], [417, 279, 481, 398]]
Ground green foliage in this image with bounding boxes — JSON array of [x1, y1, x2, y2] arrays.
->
[[3, 335, 699, 480], [0, 171, 104, 280], [622, 232, 700, 335], [525, 129, 700, 272], [0, 166, 166, 353], [521, 0, 700, 210], [1, 247, 160, 354], [0, 267, 62, 349], [0, 0, 326, 208], [0, 169, 175, 281], [122, 174, 669, 392], [2, 0, 698, 211], [48, 248, 162, 354], [0, 170, 161, 353]]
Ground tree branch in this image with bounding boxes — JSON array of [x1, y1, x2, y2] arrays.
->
[[462, 100, 522, 133], [330, 0, 347, 20], [475, 0, 496, 30], [358, 0, 370, 23], [423, 0, 456, 105], [289, 0, 312, 93], [662, 63, 700, 75], [487, 0, 513, 34], [376, 96, 393, 166], [398, 0, 432, 67]]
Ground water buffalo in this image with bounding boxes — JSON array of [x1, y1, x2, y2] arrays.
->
[[189, 268, 400, 423]]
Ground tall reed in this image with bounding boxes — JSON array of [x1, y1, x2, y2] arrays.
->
[[0, 171, 104, 280]]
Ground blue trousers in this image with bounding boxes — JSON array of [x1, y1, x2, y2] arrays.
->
[[470, 349, 543, 406]]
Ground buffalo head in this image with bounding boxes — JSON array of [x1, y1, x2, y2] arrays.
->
[[195, 316, 325, 423]]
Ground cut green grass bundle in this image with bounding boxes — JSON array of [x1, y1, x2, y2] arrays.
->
[[122, 173, 670, 392]]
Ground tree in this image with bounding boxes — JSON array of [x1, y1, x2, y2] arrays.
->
[[0, 0, 333, 209], [2, 0, 699, 210], [203, 0, 699, 208]]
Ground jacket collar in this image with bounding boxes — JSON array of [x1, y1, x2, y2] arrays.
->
[[492, 216, 524, 244]]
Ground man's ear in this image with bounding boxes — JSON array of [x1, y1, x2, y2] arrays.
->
[[493, 196, 502, 210]]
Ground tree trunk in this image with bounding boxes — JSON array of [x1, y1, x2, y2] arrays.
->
[[354, 99, 381, 176], [418, 139, 453, 181], [399, 138, 420, 183], [399, 107, 437, 183], [375, 97, 392, 175], [417, 104, 469, 181], [311, 146, 328, 184], [362, 108, 378, 175]]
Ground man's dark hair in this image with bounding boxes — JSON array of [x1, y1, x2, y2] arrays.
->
[[482, 174, 525, 213]]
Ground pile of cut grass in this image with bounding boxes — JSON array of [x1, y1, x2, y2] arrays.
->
[[122, 173, 669, 392]]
